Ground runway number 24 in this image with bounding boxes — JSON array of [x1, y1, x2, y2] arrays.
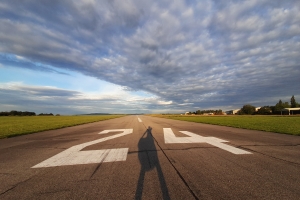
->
[[32, 128, 251, 168]]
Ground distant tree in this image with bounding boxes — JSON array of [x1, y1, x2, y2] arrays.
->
[[0, 111, 8, 116], [257, 106, 272, 115], [194, 109, 223, 115], [38, 113, 54, 116], [0, 110, 36, 116], [214, 109, 223, 115], [238, 105, 256, 115], [283, 102, 290, 108], [278, 99, 283, 108], [274, 99, 290, 111], [291, 95, 297, 108], [22, 111, 36, 116], [10, 110, 19, 116]]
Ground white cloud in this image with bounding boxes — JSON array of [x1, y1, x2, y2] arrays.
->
[[0, 82, 182, 114]]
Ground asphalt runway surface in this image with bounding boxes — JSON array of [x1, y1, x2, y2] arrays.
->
[[1, 115, 299, 199]]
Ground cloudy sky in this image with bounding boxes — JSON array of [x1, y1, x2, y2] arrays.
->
[[0, 0, 300, 114]]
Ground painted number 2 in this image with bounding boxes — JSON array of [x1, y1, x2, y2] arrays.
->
[[32, 129, 133, 168]]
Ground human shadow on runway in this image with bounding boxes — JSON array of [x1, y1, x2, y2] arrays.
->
[[135, 126, 170, 200]]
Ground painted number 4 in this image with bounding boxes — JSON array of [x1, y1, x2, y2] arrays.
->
[[32, 129, 133, 168], [164, 128, 251, 155]]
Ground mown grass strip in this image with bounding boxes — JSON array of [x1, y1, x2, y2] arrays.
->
[[150, 115, 300, 136], [0, 115, 124, 139]]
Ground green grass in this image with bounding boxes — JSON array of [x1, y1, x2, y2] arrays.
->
[[150, 115, 300, 136], [0, 115, 124, 139]]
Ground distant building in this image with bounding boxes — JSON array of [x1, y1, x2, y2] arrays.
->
[[281, 108, 300, 115], [225, 109, 240, 115], [255, 107, 261, 112], [203, 113, 214, 115]]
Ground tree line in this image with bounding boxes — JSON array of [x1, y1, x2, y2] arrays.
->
[[0, 110, 58, 116], [186, 95, 299, 115], [238, 95, 299, 115], [186, 109, 224, 115], [0, 111, 36, 116]]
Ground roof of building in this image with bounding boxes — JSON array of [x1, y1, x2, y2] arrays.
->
[[282, 108, 300, 111]]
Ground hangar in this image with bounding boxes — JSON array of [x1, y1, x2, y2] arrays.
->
[[225, 109, 240, 115], [281, 108, 300, 115]]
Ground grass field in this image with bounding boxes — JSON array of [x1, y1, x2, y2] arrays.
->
[[0, 115, 124, 139], [151, 115, 300, 136]]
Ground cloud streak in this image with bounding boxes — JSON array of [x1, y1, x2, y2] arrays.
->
[[0, 82, 179, 114], [0, 0, 300, 113]]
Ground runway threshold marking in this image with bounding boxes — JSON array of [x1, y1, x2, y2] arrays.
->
[[32, 129, 133, 168], [32, 127, 251, 168], [164, 128, 252, 155]]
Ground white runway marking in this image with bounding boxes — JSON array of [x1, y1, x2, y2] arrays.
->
[[164, 128, 251, 155], [137, 117, 142, 122], [32, 129, 133, 168]]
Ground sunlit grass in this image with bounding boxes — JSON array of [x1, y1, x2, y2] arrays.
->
[[0, 115, 124, 139], [150, 115, 300, 136]]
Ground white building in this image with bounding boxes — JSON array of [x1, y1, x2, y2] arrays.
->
[[225, 109, 240, 115], [281, 108, 300, 115], [255, 107, 261, 112]]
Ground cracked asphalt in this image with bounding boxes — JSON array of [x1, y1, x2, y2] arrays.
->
[[0, 115, 299, 199]]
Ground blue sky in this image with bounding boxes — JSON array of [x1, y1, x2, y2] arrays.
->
[[0, 0, 300, 114]]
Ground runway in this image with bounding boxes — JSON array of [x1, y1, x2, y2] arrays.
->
[[0, 115, 299, 199]]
